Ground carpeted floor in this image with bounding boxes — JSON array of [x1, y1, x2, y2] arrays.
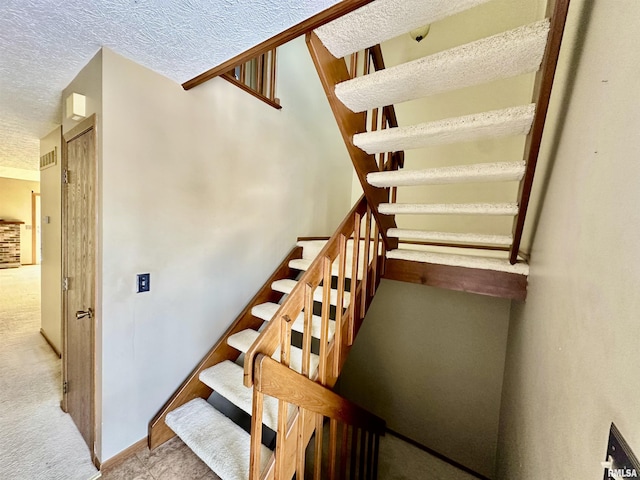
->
[[0, 265, 99, 480]]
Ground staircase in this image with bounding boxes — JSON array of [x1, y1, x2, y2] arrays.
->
[[148, 0, 570, 478], [309, 0, 570, 301]]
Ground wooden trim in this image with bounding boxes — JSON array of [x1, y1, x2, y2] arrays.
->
[[383, 258, 527, 301], [306, 32, 397, 250], [221, 73, 282, 110], [182, 0, 374, 90], [31, 192, 40, 265], [385, 429, 491, 480], [148, 246, 304, 449], [100, 437, 148, 473], [510, 0, 571, 263], [40, 328, 61, 358], [255, 355, 385, 433], [398, 239, 510, 252]]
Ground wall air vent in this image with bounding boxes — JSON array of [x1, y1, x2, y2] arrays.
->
[[40, 146, 57, 170]]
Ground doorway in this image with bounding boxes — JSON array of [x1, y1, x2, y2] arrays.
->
[[61, 115, 97, 461]]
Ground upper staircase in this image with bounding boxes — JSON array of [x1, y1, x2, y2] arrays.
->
[[309, 0, 570, 301], [148, 0, 570, 478]]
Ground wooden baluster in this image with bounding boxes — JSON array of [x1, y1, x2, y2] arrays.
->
[[349, 214, 361, 345], [364, 48, 371, 76], [340, 423, 349, 480], [257, 54, 264, 95], [249, 388, 264, 480], [275, 315, 292, 479], [350, 52, 357, 79], [350, 427, 358, 480], [380, 231, 387, 277], [372, 433, 381, 480], [334, 234, 347, 378], [329, 418, 339, 479], [269, 49, 277, 101], [319, 256, 332, 384], [371, 221, 379, 298], [360, 206, 372, 318], [240, 62, 246, 85], [314, 414, 324, 480], [296, 408, 307, 480], [358, 429, 367, 480], [365, 428, 374, 480], [302, 283, 314, 378]]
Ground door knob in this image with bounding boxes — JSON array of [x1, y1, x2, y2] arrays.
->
[[76, 308, 93, 320]]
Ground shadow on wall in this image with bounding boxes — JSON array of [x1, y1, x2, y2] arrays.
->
[[525, 0, 596, 250]]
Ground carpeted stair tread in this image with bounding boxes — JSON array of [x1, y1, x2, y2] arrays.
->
[[165, 398, 271, 480], [199, 361, 289, 432], [227, 329, 320, 375], [389, 228, 513, 246], [252, 302, 336, 340], [335, 20, 550, 113], [272, 279, 350, 306], [367, 161, 525, 188], [387, 248, 529, 275], [379, 203, 519, 216], [289, 258, 355, 280], [315, 0, 492, 58], [353, 104, 535, 155]]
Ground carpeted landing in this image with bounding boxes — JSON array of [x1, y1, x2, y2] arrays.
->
[[0, 265, 99, 480]]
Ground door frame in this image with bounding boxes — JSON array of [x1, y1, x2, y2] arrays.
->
[[61, 114, 98, 463], [31, 192, 40, 265]]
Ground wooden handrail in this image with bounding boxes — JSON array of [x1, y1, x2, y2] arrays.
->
[[510, 0, 571, 263], [254, 354, 386, 434], [182, 0, 374, 90], [246, 194, 385, 479], [307, 31, 398, 251]]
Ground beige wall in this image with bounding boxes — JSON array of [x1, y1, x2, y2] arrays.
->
[[0, 176, 40, 264], [497, 1, 640, 478], [98, 39, 352, 460], [339, 280, 511, 477], [39, 127, 63, 352]]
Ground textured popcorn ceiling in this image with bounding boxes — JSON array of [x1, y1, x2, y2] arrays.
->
[[0, 0, 339, 171]]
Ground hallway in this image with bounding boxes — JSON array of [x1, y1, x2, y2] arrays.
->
[[0, 265, 98, 480]]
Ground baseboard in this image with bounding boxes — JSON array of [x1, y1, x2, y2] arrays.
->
[[386, 429, 492, 480], [99, 437, 148, 473], [40, 328, 61, 358]]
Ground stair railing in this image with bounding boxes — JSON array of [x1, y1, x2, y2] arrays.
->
[[244, 195, 385, 479], [254, 354, 385, 479]]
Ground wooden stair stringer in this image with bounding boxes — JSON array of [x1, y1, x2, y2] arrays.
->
[[383, 257, 527, 300], [306, 31, 398, 251]]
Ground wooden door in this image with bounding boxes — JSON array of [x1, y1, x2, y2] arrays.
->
[[62, 116, 96, 454]]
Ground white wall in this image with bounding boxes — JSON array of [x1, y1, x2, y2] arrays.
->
[[339, 280, 511, 477], [497, 1, 640, 478], [40, 126, 62, 352], [98, 38, 352, 460]]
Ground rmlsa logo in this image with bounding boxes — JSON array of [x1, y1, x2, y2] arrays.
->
[[602, 462, 638, 478]]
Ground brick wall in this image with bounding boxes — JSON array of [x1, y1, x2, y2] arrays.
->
[[0, 224, 21, 268]]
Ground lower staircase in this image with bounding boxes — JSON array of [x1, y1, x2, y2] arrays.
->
[[150, 197, 387, 479]]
